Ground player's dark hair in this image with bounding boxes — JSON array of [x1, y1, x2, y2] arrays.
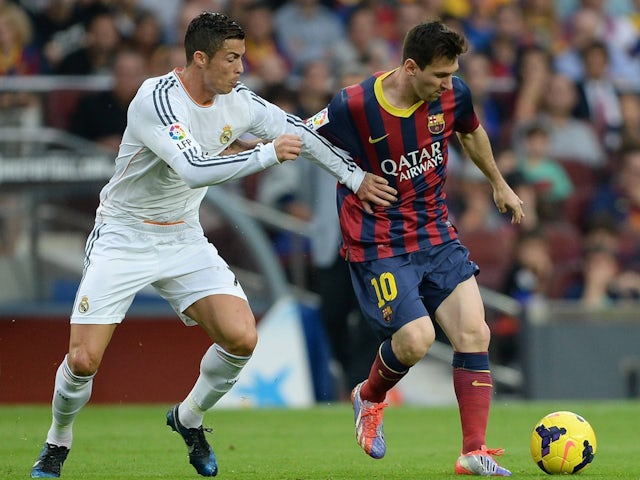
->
[[184, 12, 245, 64], [402, 20, 467, 69]]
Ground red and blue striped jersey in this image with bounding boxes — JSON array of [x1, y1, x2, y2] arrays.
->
[[308, 70, 480, 262]]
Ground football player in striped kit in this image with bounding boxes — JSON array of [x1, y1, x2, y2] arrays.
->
[[307, 20, 524, 476], [30, 12, 397, 479]]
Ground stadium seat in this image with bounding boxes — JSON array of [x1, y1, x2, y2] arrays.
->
[[44, 90, 88, 131], [556, 158, 599, 189], [459, 227, 516, 290], [542, 221, 583, 265], [562, 188, 593, 228]]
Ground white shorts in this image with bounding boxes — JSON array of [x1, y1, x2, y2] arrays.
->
[[70, 222, 247, 326]]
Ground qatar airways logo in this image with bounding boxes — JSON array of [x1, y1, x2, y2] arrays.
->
[[380, 141, 444, 181]]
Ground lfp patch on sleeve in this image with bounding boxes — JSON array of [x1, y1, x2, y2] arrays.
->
[[306, 107, 330, 130], [167, 123, 194, 151], [168, 123, 187, 140]]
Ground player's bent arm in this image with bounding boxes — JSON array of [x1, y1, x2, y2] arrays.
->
[[137, 120, 281, 188], [167, 142, 281, 188], [457, 126, 524, 222], [456, 125, 506, 188]]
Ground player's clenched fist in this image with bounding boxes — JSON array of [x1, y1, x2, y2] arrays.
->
[[273, 134, 302, 163]]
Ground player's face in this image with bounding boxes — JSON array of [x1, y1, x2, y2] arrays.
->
[[411, 56, 459, 103], [202, 38, 245, 95]]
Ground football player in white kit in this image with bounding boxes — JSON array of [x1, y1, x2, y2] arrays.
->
[[30, 12, 397, 478]]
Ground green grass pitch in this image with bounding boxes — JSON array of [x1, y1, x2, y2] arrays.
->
[[2, 401, 639, 479]]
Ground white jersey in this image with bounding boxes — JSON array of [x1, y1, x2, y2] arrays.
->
[[96, 69, 364, 227]]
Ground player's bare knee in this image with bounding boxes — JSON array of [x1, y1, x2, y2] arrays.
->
[[453, 322, 490, 351], [67, 350, 100, 376], [220, 329, 257, 357], [395, 331, 434, 365]]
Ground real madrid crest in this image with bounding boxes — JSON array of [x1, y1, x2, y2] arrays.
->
[[427, 113, 445, 135], [220, 125, 232, 144], [78, 295, 89, 313]]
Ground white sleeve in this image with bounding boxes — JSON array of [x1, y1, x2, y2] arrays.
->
[[130, 95, 280, 188], [238, 85, 365, 193]]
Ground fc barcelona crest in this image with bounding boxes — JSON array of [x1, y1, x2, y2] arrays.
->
[[427, 113, 445, 135], [382, 305, 393, 323], [220, 125, 233, 144]]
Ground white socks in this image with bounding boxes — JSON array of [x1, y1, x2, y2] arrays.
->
[[178, 344, 250, 428], [46, 355, 95, 448]]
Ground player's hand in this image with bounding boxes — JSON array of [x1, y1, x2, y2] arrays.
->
[[493, 183, 525, 224], [356, 172, 398, 214], [273, 134, 302, 163]]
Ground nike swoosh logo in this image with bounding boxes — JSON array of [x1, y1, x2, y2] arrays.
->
[[377, 369, 395, 381], [560, 440, 576, 468], [471, 380, 493, 387], [368, 134, 389, 144]]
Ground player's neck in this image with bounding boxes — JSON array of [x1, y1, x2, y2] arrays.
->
[[176, 66, 216, 106], [381, 69, 420, 109]]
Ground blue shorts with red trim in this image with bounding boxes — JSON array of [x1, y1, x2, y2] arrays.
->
[[348, 239, 479, 339]]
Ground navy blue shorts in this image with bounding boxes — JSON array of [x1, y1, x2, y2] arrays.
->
[[348, 239, 479, 339]]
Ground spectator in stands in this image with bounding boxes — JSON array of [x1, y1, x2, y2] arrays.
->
[[54, 10, 121, 75], [515, 121, 574, 220], [332, 5, 395, 76], [292, 59, 334, 120], [520, 0, 561, 50], [273, 0, 346, 77], [502, 228, 553, 305], [0, 2, 41, 75], [618, 92, 640, 151], [69, 49, 147, 152], [240, 1, 290, 94], [511, 45, 553, 125], [148, 43, 184, 77], [587, 146, 640, 235], [123, 9, 163, 60], [563, 195, 640, 307], [555, 5, 640, 86], [563, 242, 640, 307], [515, 72, 606, 169], [577, 0, 640, 83], [388, 2, 426, 60], [460, 52, 505, 149], [461, 1, 498, 53], [28, 0, 87, 72], [573, 40, 624, 152], [0, 2, 43, 141], [135, 0, 185, 45]]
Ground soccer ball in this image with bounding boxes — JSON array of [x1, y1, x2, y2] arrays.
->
[[530, 411, 597, 474]]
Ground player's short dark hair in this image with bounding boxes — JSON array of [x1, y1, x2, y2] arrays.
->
[[402, 20, 467, 69], [184, 12, 245, 64]]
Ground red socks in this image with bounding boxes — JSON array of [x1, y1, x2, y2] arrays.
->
[[452, 352, 493, 453], [360, 339, 408, 403]]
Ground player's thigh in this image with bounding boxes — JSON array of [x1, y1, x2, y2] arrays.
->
[[153, 238, 255, 349], [67, 323, 118, 375], [435, 275, 489, 352], [184, 294, 256, 355]]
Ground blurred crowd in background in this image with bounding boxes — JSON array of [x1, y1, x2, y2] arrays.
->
[[2, 0, 640, 314]]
